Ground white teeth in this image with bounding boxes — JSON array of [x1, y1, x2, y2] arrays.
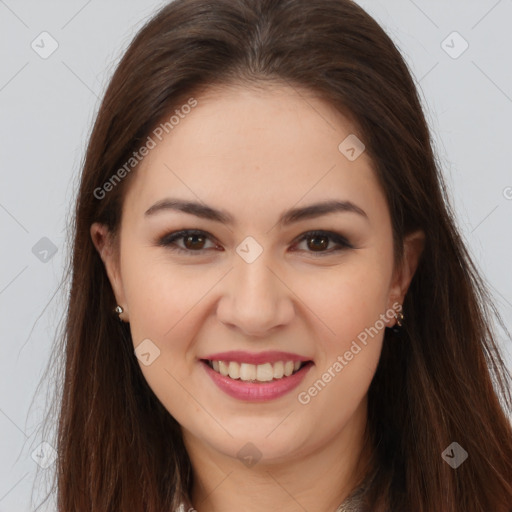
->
[[256, 363, 274, 382], [228, 361, 240, 379], [218, 360, 229, 376], [273, 361, 284, 379], [239, 363, 256, 381], [284, 361, 294, 377], [208, 359, 306, 381]]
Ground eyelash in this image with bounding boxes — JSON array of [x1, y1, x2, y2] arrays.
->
[[156, 229, 354, 257]]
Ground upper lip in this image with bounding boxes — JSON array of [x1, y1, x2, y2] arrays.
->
[[201, 351, 312, 365]]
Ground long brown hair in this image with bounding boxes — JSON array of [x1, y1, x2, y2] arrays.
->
[[37, 0, 512, 510]]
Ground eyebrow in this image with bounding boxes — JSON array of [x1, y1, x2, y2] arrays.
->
[[144, 198, 368, 226]]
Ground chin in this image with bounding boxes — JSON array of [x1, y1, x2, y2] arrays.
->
[[201, 423, 314, 465]]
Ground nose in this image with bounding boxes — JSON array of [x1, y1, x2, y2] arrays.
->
[[216, 253, 295, 337]]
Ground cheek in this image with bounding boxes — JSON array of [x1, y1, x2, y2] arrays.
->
[[122, 241, 392, 354], [118, 240, 390, 435], [299, 257, 391, 342], [121, 246, 200, 342], [293, 254, 390, 402], [119, 249, 207, 422], [295, 264, 387, 419]]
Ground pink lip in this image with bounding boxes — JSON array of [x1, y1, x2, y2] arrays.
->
[[202, 350, 311, 365], [201, 360, 314, 402]]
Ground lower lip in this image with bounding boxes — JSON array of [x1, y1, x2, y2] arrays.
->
[[201, 360, 314, 402]]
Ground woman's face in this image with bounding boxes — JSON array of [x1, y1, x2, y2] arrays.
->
[[92, 84, 423, 466]]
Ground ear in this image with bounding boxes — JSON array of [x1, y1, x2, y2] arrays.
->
[[387, 229, 425, 317], [90, 222, 128, 321]]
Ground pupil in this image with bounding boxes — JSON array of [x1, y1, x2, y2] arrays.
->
[[308, 235, 328, 251], [185, 234, 204, 250]]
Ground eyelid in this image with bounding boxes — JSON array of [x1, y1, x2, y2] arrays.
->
[[291, 230, 354, 251], [156, 229, 354, 255], [157, 229, 220, 253]]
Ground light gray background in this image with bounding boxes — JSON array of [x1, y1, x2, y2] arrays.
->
[[1, 0, 511, 510]]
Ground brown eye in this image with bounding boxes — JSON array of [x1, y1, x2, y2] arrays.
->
[[183, 233, 207, 250], [294, 230, 352, 256], [158, 229, 352, 257], [158, 230, 218, 254], [306, 234, 330, 251]]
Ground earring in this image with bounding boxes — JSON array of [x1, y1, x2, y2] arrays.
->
[[392, 309, 404, 333], [114, 305, 123, 315]]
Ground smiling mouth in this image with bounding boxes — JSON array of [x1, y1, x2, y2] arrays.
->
[[201, 359, 312, 382]]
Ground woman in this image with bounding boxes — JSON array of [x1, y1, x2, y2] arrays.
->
[[42, 0, 512, 510]]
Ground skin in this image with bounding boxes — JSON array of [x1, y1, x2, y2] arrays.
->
[[91, 83, 424, 512]]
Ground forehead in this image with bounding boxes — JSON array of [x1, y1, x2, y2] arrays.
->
[[123, 83, 387, 226]]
